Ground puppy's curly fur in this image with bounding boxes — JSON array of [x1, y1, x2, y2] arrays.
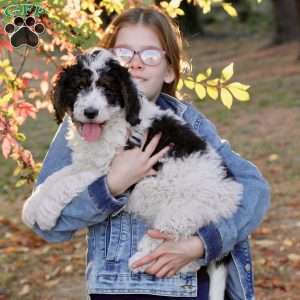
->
[[22, 48, 243, 300]]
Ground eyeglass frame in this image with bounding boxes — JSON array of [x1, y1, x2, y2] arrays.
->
[[110, 47, 168, 66]]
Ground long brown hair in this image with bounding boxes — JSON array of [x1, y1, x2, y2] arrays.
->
[[101, 7, 187, 97]]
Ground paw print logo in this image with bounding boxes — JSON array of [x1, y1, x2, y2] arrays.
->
[[4, 16, 45, 48]]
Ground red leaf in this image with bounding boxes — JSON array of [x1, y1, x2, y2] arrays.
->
[[0, 39, 13, 53], [43, 71, 49, 80], [17, 102, 37, 119], [1, 137, 12, 159], [31, 70, 41, 80], [21, 78, 29, 88], [21, 150, 34, 166]]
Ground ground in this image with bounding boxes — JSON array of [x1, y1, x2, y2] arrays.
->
[[0, 34, 300, 299]]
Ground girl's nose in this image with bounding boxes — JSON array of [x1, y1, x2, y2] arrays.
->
[[128, 53, 144, 69]]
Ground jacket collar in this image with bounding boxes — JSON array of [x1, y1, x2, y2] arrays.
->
[[156, 93, 187, 118]]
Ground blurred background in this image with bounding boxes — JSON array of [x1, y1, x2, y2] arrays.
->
[[0, 0, 299, 299]]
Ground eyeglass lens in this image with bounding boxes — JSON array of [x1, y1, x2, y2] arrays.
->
[[112, 48, 163, 66]]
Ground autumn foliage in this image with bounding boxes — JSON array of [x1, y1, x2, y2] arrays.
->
[[0, 0, 258, 186]]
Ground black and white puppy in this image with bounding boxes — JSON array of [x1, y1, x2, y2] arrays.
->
[[22, 48, 243, 300]]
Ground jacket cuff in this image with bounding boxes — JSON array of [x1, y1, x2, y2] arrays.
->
[[88, 175, 128, 213], [197, 223, 223, 266]]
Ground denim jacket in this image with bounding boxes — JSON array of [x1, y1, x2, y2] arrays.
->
[[27, 93, 270, 299]]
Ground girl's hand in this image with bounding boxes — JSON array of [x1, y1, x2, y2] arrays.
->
[[107, 132, 170, 197], [132, 229, 204, 278]]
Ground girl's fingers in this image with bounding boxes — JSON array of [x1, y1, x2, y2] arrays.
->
[[145, 256, 172, 275], [132, 251, 163, 269], [147, 229, 174, 241], [143, 132, 162, 156], [166, 269, 176, 278], [145, 169, 158, 177], [140, 130, 149, 149], [147, 145, 170, 168], [155, 264, 173, 278]]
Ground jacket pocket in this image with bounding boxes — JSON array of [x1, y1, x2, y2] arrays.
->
[[104, 215, 121, 261]]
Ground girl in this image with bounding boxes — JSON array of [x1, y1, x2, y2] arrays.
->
[[22, 7, 270, 300]]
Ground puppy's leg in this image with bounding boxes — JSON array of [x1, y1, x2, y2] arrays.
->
[[22, 165, 99, 230], [128, 234, 163, 273], [207, 262, 227, 300]]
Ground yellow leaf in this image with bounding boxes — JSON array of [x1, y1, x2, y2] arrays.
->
[[184, 77, 195, 89], [288, 254, 300, 262], [268, 154, 279, 162], [283, 239, 293, 247], [222, 3, 238, 17], [16, 179, 27, 188], [206, 67, 212, 77], [170, 0, 182, 6], [160, 2, 168, 8], [195, 83, 206, 99], [206, 78, 219, 86], [0, 93, 12, 105], [197, 0, 211, 14], [227, 82, 250, 90], [177, 78, 184, 91], [207, 86, 218, 100], [227, 85, 250, 101], [196, 73, 207, 82], [220, 88, 233, 109], [222, 63, 234, 81], [176, 8, 185, 16]]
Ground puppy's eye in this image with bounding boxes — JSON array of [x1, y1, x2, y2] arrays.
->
[[105, 89, 114, 96], [77, 79, 89, 89]]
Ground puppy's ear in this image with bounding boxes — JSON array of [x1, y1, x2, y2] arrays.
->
[[51, 68, 68, 124], [51, 53, 87, 124], [51, 63, 80, 124], [106, 59, 141, 126]]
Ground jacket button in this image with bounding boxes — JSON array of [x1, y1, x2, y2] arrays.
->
[[245, 263, 251, 272]]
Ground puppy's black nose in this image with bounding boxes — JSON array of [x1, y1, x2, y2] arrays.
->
[[84, 107, 99, 119]]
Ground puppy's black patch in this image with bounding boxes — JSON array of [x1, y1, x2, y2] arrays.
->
[[99, 59, 141, 126], [143, 115, 207, 158], [52, 61, 93, 123]]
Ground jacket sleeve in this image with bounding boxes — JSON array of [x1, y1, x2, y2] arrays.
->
[[22, 118, 128, 243], [185, 105, 271, 265]]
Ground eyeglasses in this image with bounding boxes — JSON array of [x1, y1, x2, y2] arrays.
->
[[111, 47, 166, 66]]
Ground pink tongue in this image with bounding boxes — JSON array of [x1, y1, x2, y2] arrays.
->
[[81, 123, 102, 142]]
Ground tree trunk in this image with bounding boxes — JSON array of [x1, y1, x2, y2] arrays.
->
[[272, 0, 300, 44]]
